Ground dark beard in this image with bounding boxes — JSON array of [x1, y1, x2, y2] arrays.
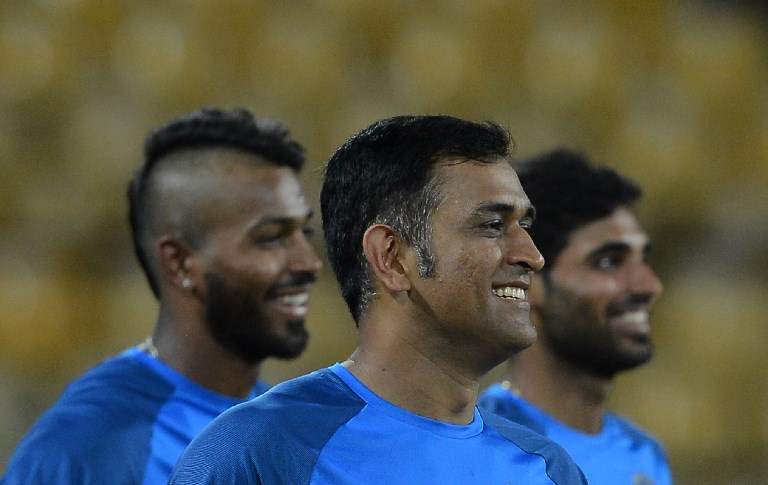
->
[[538, 280, 653, 379], [203, 272, 309, 364]]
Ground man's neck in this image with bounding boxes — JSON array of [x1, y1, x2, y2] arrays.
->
[[150, 305, 262, 399], [505, 345, 612, 434], [347, 311, 489, 425]]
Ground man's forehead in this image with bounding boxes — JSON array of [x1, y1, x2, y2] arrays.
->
[[152, 152, 306, 224], [155, 149, 297, 193], [435, 160, 529, 210], [568, 207, 649, 250]]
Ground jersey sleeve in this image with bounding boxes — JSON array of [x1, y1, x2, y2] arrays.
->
[[650, 433, 674, 485], [4, 448, 84, 485], [167, 406, 264, 485], [3, 354, 174, 485], [478, 386, 546, 435], [480, 409, 589, 485], [3, 429, 125, 485], [170, 370, 365, 485]]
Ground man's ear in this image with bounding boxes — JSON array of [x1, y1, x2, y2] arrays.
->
[[156, 235, 200, 294], [362, 224, 411, 293]]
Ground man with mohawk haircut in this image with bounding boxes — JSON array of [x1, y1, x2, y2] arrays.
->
[[4, 108, 322, 484]]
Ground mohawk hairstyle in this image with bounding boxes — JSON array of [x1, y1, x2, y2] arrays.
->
[[128, 107, 305, 298], [142, 108, 304, 172]]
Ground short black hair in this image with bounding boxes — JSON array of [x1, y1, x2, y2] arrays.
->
[[128, 107, 305, 298], [321, 115, 512, 324], [515, 149, 641, 269]]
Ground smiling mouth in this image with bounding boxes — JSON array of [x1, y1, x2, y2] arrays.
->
[[492, 287, 527, 300], [271, 290, 311, 318], [615, 310, 648, 324], [609, 309, 651, 339], [276, 293, 309, 306]]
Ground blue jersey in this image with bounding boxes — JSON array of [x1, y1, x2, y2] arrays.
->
[[170, 363, 587, 484], [479, 384, 673, 485], [3, 347, 268, 485]]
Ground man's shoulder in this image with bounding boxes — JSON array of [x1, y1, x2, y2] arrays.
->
[[479, 384, 547, 434], [25, 350, 171, 432], [480, 408, 588, 485], [220, 366, 364, 430], [3, 350, 175, 484], [170, 367, 366, 485], [608, 412, 668, 455], [480, 407, 562, 455], [52, 349, 174, 419]]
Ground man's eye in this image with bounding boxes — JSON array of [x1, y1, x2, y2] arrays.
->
[[302, 226, 315, 239], [519, 218, 533, 231], [255, 234, 282, 244], [481, 220, 504, 233], [594, 255, 619, 270], [253, 230, 287, 245]]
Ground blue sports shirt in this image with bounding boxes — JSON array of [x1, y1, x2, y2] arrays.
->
[[170, 363, 587, 484], [2, 347, 268, 485], [479, 383, 673, 485]]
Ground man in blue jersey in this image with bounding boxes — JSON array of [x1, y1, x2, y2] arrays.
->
[[3, 108, 322, 484], [479, 149, 672, 485], [170, 116, 587, 484]]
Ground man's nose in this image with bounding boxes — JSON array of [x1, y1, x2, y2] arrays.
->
[[506, 227, 545, 272], [289, 232, 323, 274], [628, 262, 662, 300]]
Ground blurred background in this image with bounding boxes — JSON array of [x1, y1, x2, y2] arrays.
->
[[0, 0, 766, 482]]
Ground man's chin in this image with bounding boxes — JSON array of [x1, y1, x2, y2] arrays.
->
[[212, 329, 309, 364], [266, 323, 310, 360], [495, 318, 537, 355], [275, 339, 308, 360], [617, 337, 653, 365], [588, 349, 653, 378], [618, 349, 653, 371]]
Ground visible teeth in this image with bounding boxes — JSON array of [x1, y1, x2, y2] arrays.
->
[[621, 310, 648, 324], [278, 293, 309, 306], [493, 287, 525, 299]]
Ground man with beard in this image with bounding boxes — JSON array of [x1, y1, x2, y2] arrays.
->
[[170, 115, 587, 484], [479, 149, 672, 485], [3, 108, 322, 484]]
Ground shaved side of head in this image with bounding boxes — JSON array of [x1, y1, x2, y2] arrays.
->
[[138, 148, 272, 292]]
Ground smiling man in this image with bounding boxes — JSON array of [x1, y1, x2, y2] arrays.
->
[[3, 108, 322, 484], [170, 115, 587, 484], [479, 149, 672, 485]]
